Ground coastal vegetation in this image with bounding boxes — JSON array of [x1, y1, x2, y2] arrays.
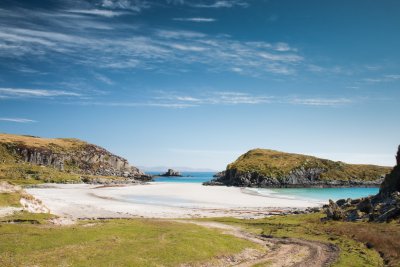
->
[[209, 148, 392, 187], [229, 149, 390, 181]]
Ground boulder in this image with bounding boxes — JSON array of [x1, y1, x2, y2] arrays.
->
[[324, 199, 345, 221]]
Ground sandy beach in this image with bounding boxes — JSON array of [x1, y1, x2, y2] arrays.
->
[[26, 183, 322, 219]]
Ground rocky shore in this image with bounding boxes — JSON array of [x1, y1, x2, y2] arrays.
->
[[324, 145, 400, 222]]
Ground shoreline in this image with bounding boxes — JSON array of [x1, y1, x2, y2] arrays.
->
[[26, 182, 322, 219]]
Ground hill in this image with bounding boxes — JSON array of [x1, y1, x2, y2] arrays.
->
[[206, 148, 392, 187], [0, 133, 150, 184]]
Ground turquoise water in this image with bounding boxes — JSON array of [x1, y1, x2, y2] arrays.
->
[[147, 171, 379, 201], [254, 187, 379, 201], [146, 172, 214, 183]]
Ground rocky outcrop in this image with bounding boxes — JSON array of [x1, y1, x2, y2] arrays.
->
[[205, 149, 389, 188], [379, 145, 400, 197], [0, 135, 151, 182], [205, 168, 384, 188], [160, 169, 182, 177], [324, 145, 400, 222]]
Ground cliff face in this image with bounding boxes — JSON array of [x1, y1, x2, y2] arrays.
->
[[206, 149, 391, 188], [379, 146, 400, 197], [0, 133, 150, 182]]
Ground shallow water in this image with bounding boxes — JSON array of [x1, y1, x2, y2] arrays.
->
[[250, 187, 379, 201], [147, 171, 379, 202], [147, 171, 214, 183]]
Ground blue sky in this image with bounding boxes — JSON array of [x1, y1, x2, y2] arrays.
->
[[0, 0, 399, 170]]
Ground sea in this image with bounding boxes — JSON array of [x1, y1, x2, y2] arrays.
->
[[147, 171, 379, 202]]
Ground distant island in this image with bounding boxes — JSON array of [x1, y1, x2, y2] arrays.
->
[[159, 169, 182, 177], [205, 148, 391, 188]]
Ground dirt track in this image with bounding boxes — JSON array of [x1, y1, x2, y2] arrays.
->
[[177, 221, 340, 267]]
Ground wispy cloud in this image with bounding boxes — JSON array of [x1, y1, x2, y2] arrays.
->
[[93, 73, 114, 85], [82, 91, 353, 109], [287, 97, 352, 106], [173, 17, 216, 22], [363, 74, 400, 83], [191, 0, 249, 8], [0, 19, 304, 76], [0, 88, 81, 98], [0, 117, 37, 123], [66, 9, 128, 17], [100, 0, 150, 12]]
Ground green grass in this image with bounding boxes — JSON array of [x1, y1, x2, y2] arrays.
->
[[0, 163, 82, 185], [0, 215, 257, 267], [0, 192, 21, 207], [227, 148, 391, 181], [204, 213, 388, 267]]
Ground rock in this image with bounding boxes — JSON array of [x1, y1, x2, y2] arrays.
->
[[376, 206, 400, 222], [357, 198, 373, 213], [160, 169, 182, 177], [306, 207, 322, 213], [336, 199, 347, 207], [213, 171, 225, 178], [324, 199, 345, 221], [346, 209, 366, 221]]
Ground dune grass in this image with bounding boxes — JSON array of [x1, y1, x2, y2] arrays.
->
[[0, 214, 257, 267], [205, 213, 393, 267]]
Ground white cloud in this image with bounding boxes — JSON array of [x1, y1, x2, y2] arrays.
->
[[287, 97, 352, 106], [101, 0, 150, 12], [363, 74, 400, 83], [173, 17, 216, 22], [0, 117, 37, 123], [0, 6, 304, 76], [0, 88, 81, 98], [93, 73, 114, 85], [192, 0, 249, 8], [67, 9, 127, 17], [169, 43, 207, 51]]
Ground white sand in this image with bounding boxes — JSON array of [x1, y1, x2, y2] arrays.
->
[[26, 183, 322, 219]]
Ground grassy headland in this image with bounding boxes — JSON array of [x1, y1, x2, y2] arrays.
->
[[0, 133, 145, 185], [227, 148, 391, 182]]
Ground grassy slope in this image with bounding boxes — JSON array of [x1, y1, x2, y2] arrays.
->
[[206, 213, 400, 267], [0, 212, 256, 267], [228, 149, 391, 181], [0, 133, 87, 152]]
